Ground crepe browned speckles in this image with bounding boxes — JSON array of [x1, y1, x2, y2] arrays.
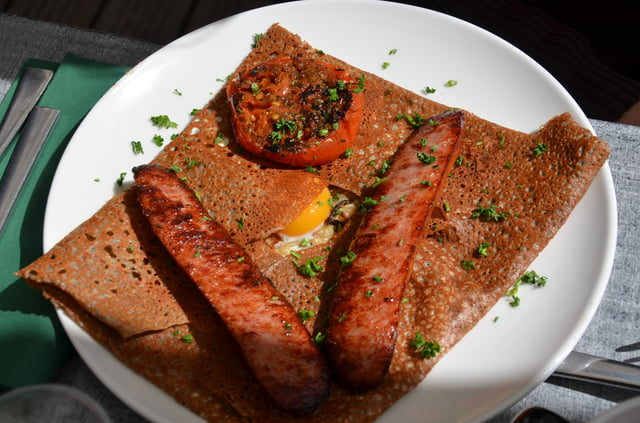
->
[[18, 23, 609, 423], [17, 92, 328, 338]]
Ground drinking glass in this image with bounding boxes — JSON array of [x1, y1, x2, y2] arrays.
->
[[0, 383, 110, 422]]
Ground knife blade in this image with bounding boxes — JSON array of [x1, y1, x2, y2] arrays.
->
[[0, 67, 53, 159], [553, 351, 640, 390], [0, 106, 59, 235]]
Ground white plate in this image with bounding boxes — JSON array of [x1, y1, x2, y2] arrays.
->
[[43, 0, 617, 422]]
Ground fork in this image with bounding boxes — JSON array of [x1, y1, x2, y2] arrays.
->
[[0, 106, 59, 235]]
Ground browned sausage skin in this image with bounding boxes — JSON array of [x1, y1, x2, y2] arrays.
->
[[133, 164, 329, 414], [323, 111, 465, 393]]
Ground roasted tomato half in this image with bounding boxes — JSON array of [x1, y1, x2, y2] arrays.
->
[[227, 54, 364, 167]]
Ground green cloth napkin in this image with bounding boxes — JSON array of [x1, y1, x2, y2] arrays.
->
[[0, 54, 128, 390]]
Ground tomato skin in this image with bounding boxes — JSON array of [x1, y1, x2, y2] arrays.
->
[[227, 55, 364, 167]]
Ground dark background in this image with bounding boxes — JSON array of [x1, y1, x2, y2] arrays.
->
[[1, 0, 638, 122]]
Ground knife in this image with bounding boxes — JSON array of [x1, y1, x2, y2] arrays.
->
[[0, 67, 53, 159], [0, 106, 60, 235], [553, 351, 640, 390]]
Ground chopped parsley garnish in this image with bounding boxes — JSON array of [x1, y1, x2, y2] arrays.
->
[[371, 176, 387, 188], [353, 74, 366, 92], [270, 118, 299, 143], [518, 270, 548, 287], [359, 196, 379, 213], [313, 331, 326, 346], [410, 332, 442, 358], [184, 157, 201, 170], [396, 113, 426, 128], [445, 79, 458, 87], [214, 132, 225, 144], [498, 133, 506, 148], [379, 159, 392, 175], [150, 114, 178, 129], [533, 142, 548, 157], [131, 141, 144, 154], [471, 203, 509, 222], [340, 251, 357, 266], [116, 172, 126, 186], [382, 61, 390, 69], [236, 216, 245, 229], [299, 238, 311, 248], [327, 87, 339, 101], [460, 259, 475, 270], [424, 86, 436, 94], [152, 134, 164, 146], [274, 118, 297, 133], [477, 242, 491, 257], [298, 309, 315, 324], [181, 334, 194, 344], [294, 256, 324, 278], [290, 250, 301, 259], [388, 48, 398, 55], [417, 152, 437, 165], [252, 33, 263, 48], [506, 270, 548, 307]]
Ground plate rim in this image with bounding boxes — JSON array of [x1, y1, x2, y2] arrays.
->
[[44, 1, 618, 422]]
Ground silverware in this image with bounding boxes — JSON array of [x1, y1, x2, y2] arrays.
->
[[0, 67, 53, 159], [553, 351, 640, 390], [0, 106, 59, 235]]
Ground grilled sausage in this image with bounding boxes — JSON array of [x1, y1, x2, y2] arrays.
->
[[323, 111, 465, 393], [133, 164, 329, 414]]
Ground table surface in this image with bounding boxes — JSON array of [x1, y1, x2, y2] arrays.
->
[[1, 12, 639, 423]]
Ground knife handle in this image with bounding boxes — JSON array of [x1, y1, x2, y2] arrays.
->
[[554, 351, 640, 390], [0, 68, 54, 159], [0, 106, 59, 235]]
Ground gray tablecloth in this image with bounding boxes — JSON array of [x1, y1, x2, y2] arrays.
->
[[1, 13, 639, 423]]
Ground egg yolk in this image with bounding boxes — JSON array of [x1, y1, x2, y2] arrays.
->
[[280, 187, 332, 237]]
